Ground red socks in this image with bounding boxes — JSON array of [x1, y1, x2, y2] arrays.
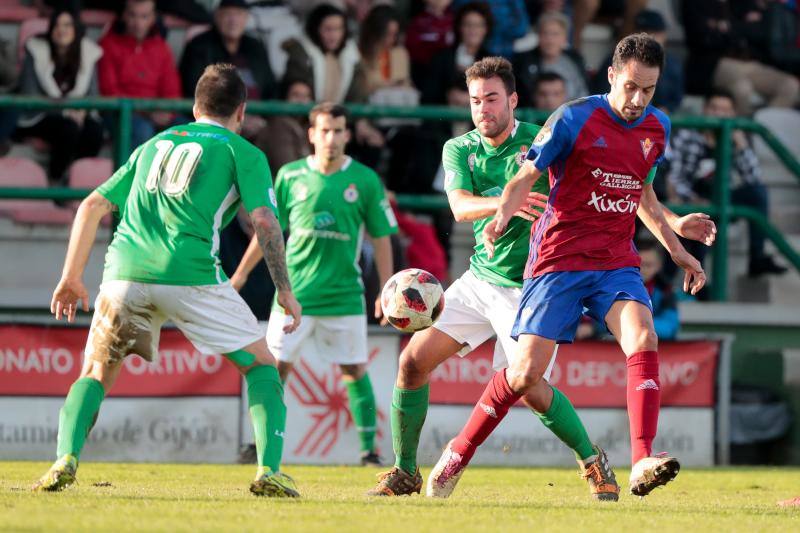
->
[[450, 369, 522, 464], [626, 351, 661, 464]]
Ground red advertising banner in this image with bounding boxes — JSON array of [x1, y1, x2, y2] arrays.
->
[[427, 340, 719, 408], [0, 325, 241, 397]]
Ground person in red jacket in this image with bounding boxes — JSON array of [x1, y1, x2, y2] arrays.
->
[[405, 0, 454, 89], [98, 0, 182, 147]]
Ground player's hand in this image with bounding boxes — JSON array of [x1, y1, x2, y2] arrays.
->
[[230, 272, 248, 292], [51, 277, 89, 323], [483, 215, 507, 259], [671, 249, 707, 295], [277, 290, 302, 333], [513, 191, 548, 221], [374, 295, 388, 326], [674, 213, 717, 246]]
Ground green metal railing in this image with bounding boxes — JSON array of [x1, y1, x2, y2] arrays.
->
[[1, 96, 799, 300]]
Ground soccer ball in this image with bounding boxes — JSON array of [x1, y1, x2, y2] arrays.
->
[[381, 268, 445, 333]]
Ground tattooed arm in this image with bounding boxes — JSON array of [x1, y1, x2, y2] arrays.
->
[[248, 207, 301, 332], [52, 191, 114, 322]]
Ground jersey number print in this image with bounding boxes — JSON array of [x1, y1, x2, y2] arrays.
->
[[145, 140, 203, 196]]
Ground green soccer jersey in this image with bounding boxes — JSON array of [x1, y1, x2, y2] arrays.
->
[[97, 121, 278, 285], [272, 156, 398, 316], [443, 120, 550, 287]]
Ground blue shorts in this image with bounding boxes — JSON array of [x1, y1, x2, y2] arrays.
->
[[511, 267, 652, 344]]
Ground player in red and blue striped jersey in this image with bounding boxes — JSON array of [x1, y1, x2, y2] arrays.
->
[[469, 34, 711, 497]]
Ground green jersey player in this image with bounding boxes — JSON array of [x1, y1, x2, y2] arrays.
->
[[231, 103, 398, 465], [35, 64, 302, 498], [367, 57, 621, 500]]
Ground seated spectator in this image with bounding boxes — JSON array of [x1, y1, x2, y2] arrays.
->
[[681, 0, 799, 115], [638, 239, 679, 340], [532, 71, 567, 111], [513, 11, 588, 107], [254, 78, 313, 174], [572, 0, 647, 51], [406, 0, 454, 90], [453, 0, 529, 59], [358, 4, 413, 94], [180, 0, 276, 140], [15, 10, 104, 185], [667, 89, 787, 277], [281, 3, 366, 103], [98, 0, 182, 148], [0, 36, 18, 155], [591, 11, 684, 113], [421, 1, 492, 106]]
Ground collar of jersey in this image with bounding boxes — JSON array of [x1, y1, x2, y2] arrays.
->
[[195, 117, 227, 129], [599, 93, 650, 129], [306, 155, 352, 174], [480, 119, 519, 154]]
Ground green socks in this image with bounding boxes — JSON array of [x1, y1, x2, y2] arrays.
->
[[56, 377, 105, 459], [245, 365, 286, 473], [535, 386, 595, 460], [345, 373, 377, 453], [391, 384, 429, 475]]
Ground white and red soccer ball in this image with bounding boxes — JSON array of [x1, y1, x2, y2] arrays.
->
[[381, 268, 445, 333]]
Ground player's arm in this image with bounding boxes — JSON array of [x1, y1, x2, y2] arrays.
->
[[249, 206, 301, 332], [660, 204, 717, 246], [638, 184, 706, 295], [447, 189, 547, 223], [51, 192, 114, 322], [229, 234, 262, 292], [370, 235, 393, 325], [483, 161, 544, 258]]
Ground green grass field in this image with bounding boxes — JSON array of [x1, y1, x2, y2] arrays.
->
[[2, 462, 798, 531]]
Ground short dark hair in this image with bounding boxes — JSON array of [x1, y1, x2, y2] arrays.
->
[[309, 102, 348, 126], [465, 56, 516, 96], [705, 88, 735, 105], [194, 63, 247, 119], [612, 33, 664, 73], [454, 2, 493, 47], [535, 72, 566, 88]]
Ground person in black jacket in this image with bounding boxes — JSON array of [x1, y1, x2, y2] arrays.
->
[[512, 11, 589, 108], [179, 0, 276, 138]]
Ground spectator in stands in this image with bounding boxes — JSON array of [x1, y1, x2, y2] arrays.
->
[[590, 11, 684, 113], [421, 1, 491, 106], [0, 37, 18, 155], [572, 0, 647, 51], [98, 0, 182, 148], [667, 89, 787, 277], [452, 0, 529, 59], [180, 0, 276, 140], [681, 0, 800, 115], [638, 239, 679, 340], [358, 4, 413, 95], [282, 3, 366, 103], [513, 11, 588, 107], [15, 10, 104, 185], [532, 71, 567, 111], [255, 78, 313, 174], [406, 0, 454, 90]]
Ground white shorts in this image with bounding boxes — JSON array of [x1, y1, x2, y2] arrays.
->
[[84, 280, 263, 363], [266, 312, 368, 365], [433, 270, 558, 376]]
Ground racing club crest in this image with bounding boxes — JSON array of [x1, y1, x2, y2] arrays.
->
[[640, 137, 653, 159], [516, 145, 528, 166], [344, 183, 359, 202], [468, 153, 476, 171]]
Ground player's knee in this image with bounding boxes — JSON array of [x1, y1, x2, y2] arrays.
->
[[398, 348, 432, 386], [340, 364, 365, 380], [630, 327, 658, 352], [506, 361, 545, 394]]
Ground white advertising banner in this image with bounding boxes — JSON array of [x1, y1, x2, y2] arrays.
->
[[0, 397, 240, 462]]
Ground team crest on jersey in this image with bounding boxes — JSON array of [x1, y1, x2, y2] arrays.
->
[[640, 138, 654, 159], [468, 153, 476, 171], [293, 183, 309, 201], [515, 145, 529, 166], [533, 126, 552, 146], [344, 184, 359, 202]]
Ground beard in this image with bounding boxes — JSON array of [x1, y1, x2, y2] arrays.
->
[[475, 104, 512, 139]]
